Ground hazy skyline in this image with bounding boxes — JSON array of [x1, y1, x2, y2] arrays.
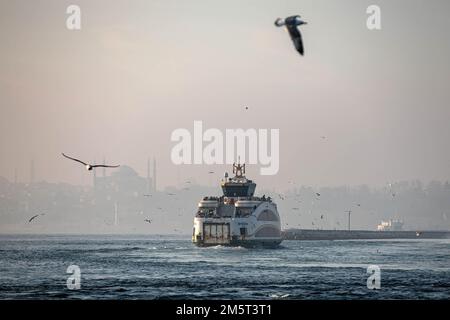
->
[[1, 0, 450, 190]]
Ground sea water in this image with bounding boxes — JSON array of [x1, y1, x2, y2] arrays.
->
[[0, 235, 449, 299]]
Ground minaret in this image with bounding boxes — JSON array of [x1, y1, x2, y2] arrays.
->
[[147, 158, 151, 194], [152, 157, 156, 191], [346, 210, 352, 231]]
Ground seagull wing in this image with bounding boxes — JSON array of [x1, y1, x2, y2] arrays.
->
[[62, 153, 88, 166], [28, 214, 39, 222], [286, 25, 304, 55], [91, 164, 120, 168]]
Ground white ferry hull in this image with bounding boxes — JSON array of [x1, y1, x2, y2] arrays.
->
[[192, 215, 283, 248], [192, 163, 282, 248]]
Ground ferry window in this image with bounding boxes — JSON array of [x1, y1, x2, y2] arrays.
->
[[257, 210, 278, 221], [236, 208, 252, 217], [222, 186, 249, 197], [217, 206, 233, 217]]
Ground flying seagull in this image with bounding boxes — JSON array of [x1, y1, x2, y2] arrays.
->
[[28, 213, 45, 223], [274, 15, 307, 56], [62, 153, 120, 171]]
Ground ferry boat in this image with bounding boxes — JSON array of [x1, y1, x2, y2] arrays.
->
[[192, 162, 282, 248]]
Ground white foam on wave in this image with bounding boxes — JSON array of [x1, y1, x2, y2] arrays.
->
[[269, 293, 291, 299], [282, 263, 369, 269], [205, 245, 247, 250]]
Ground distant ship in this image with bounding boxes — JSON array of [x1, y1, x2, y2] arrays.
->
[[377, 219, 404, 231], [192, 162, 282, 248]]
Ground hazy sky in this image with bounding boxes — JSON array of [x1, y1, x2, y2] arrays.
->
[[1, 0, 450, 190]]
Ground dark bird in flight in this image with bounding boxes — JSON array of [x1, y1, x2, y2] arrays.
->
[[62, 153, 120, 171], [28, 213, 45, 223], [144, 219, 152, 224], [315, 193, 321, 197], [274, 15, 308, 56]]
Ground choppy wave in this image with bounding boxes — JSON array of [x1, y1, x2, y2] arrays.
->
[[0, 235, 449, 299]]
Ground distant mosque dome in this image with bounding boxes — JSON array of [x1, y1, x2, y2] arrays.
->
[[111, 165, 139, 178]]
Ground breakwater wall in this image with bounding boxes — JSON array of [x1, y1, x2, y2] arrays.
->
[[282, 229, 450, 240]]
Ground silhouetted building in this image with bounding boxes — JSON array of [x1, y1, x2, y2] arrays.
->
[[153, 158, 157, 191], [95, 165, 147, 197]]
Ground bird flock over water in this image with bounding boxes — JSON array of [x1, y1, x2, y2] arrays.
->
[[273, 188, 377, 230]]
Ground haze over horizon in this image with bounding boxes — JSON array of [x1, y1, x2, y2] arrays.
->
[[1, 0, 450, 191]]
